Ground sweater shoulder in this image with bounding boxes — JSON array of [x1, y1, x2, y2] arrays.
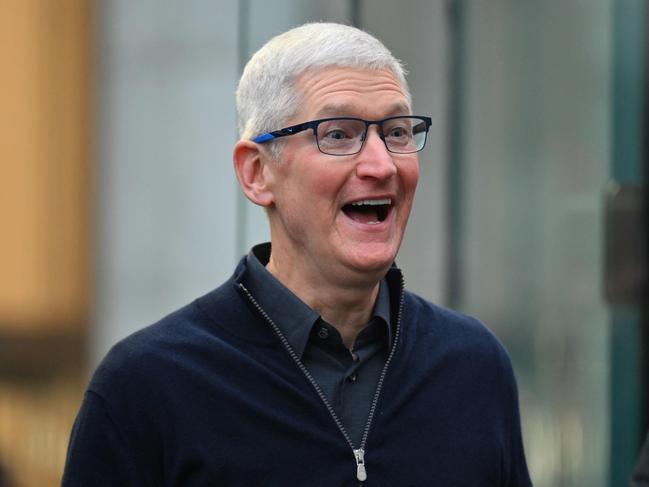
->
[[87, 271, 277, 399], [403, 290, 489, 334], [402, 290, 512, 364], [87, 299, 205, 394]]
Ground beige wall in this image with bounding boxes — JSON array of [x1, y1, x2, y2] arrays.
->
[[0, 2, 92, 485], [0, 0, 93, 332]]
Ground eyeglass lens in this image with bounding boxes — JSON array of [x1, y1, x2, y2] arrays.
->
[[315, 117, 427, 155]]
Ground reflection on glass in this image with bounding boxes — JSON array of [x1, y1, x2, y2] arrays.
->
[[458, 1, 611, 485]]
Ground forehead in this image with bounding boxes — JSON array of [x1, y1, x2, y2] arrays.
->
[[293, 66, 410, 120]]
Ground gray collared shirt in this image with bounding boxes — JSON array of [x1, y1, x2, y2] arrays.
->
[[243, 244, 392, 446]]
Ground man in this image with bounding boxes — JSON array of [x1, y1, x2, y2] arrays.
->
[[62, 23, 532, 486]]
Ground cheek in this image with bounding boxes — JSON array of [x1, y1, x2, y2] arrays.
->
[[400, 161, 420, 202], [296, 164, 349, 212], [274, 164, 346, 226], [277, 149, 347, 197]]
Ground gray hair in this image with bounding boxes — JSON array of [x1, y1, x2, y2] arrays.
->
[[236, 22, 411, 150]]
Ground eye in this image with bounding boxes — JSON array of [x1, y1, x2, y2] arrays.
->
[[388, 126, 409, 138], [385, 123, 411, 139], [323, 128, 351, 140], [317, 120, 363, 142]]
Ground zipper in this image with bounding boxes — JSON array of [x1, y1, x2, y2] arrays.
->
[[354, 448, 367, 481], [238, 275, 405, 484]]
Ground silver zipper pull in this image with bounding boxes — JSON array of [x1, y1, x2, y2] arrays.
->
[[354, 448, 367, 482]]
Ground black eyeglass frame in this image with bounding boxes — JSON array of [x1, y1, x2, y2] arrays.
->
[[251, 115, 432, 156]]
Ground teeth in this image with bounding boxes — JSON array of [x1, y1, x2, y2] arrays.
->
[[350, 198, 392, 206]]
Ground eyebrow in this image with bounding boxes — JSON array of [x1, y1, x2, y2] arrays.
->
[[315, 102, 411, 119]]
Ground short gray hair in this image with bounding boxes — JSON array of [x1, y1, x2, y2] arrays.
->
[[236, 22, 411, 147]]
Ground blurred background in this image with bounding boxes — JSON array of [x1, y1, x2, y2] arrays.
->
[[0, 0, 646, 486]]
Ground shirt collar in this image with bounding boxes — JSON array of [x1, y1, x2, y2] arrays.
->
[[373, 275, 393, 346], [242, 244, 318, 358], [242, 243, 393, 357]]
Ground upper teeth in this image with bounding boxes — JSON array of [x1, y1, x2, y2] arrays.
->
[[351, 198, 392, 206]]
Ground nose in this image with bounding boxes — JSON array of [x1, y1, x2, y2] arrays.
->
[[354, 128, 397, 180]]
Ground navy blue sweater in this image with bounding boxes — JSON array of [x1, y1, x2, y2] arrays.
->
[[62, 257, 532, 486]]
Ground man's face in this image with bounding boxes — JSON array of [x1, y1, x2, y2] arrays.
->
[[265, 66, 419, 284]]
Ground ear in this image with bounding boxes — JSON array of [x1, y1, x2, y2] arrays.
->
[[232, 140, 275, 207]]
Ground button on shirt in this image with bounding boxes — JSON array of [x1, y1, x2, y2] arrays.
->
[[242, 244, 393, 447]]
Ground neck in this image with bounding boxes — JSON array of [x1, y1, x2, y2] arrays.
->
[[266, 254, 381, 350]]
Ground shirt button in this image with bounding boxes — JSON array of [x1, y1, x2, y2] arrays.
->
[[317, 327, 329, 339], [348, 373, 357, 382]]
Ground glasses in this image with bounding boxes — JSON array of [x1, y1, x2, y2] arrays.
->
[[251, 116, 432, 156]]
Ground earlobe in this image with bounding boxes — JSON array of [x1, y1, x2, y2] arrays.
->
[[233, 140, 275, 207]]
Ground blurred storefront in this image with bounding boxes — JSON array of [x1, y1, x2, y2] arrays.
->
[[446, 1, 646, 486]]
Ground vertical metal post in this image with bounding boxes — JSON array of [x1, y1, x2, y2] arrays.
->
[[609, 0, 647, 485], [349, 0, 361, 28], [444, 0, 466, 308]]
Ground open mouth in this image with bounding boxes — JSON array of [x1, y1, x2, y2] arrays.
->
[[342, 198, 392, 225]]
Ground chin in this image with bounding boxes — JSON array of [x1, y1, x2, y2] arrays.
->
[[343, 244, 398, 276]]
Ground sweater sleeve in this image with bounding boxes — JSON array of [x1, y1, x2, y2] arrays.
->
[[507, 379, 533, 486], [61, 391, 149, 487], [499, 347, 533, 487]]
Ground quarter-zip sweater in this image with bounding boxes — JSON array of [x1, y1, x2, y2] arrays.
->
[[243, 243, 392, 449], [62, 253, 532, 487]]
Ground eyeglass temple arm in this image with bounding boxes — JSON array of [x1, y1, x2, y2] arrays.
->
[[250, 122, 312, 143]]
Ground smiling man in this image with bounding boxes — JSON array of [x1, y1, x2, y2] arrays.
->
[[62, 23, 532, 486]]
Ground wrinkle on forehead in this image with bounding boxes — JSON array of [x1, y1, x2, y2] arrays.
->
[[316, 101, 411, 119], [294, 67, 410, 119]]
